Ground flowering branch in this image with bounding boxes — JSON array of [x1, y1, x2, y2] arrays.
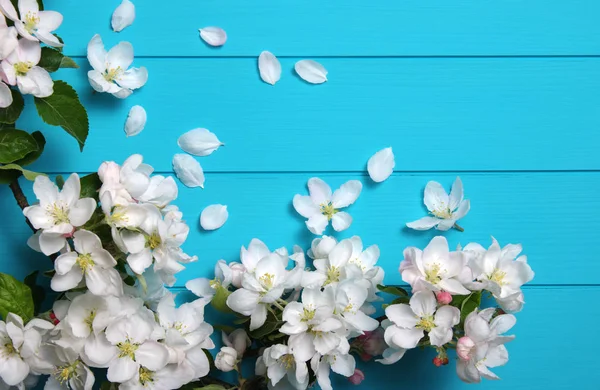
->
[[8, 179, 35, 232]]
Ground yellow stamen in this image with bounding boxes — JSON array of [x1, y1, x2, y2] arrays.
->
[[489, 269, 507, 286], [324, 266, 340, 286], [425, 263, 443, 285], [302, 307, 316, 321], [146, 232, 162, 250], [416, 315, 436, 332], [14, 61, 34, 76], [77, 253, 95, 273], [84, 310, 96, 332], [24, 12, 39, 33], [47, 203, 70, 224], [117, 340, 139, 359], [279, 354, 295, 369], [259, 273, 275, 290], [431, 207, 453, 219], [104, 67, 123, 82], [320, 202, 338, 221], [138, 367, 154, 386]]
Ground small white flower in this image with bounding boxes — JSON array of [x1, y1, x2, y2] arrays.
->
[[332, 280, 379, 335], [400, 236, 471, 295], [406, 177, 470, 231], [52, 230, 123, 296], [384, 291, 460, 349], [45, 344, 95, 390], [186, 260, 234, 299], [214, 347, 237, 372], [1, 38, 53, 97], [87, 34, 147, 99], [0, 14, 18, 60], [310, 351, 355, 390], [0, 0, 63, 47], [23, 174, 96, 255], [293, 178, 362, 235], [260, 344, 309, 390]]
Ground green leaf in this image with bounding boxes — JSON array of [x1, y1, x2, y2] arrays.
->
[[377, 284, 408, 297], [14, 131, 46, 167], [0, 89, 25, 124], [24, 271, 45, 316], [34, 80, 89, 150], [80, 173, 101, 200], [0, 129, 39, 163], [213, 324, 236, 333], [55, 175, 65, 189], [210, 284, 233, 314], [0, 123, 15, 130], [0, 272, 34, 322], [459, 292, 482, 323], [193, 385, 226, 390], [203, 349, 215, 370], [38, 48, 79, 73], [99, 382, 118, 390], [0, 163, 44, 181], [249, 310, 281, 339]]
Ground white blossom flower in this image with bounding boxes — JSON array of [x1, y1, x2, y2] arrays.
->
[[118, 364, 186, 390], [24, 174, 96, 256], [0, 313, 54, 387], [332, 280, 379, 336], [0, 0, 63, 47], [0, 14, 18, 60], [456, 309, 516, 383], [406, 177, 470, 231], [384, 291, 460, 349], [310, 351, 355, 390], [399, 236, 471, 295], [345, 236, 384, 304], [239, 238, 287, 273], [260, 344, 309, 390], [309, 239, 352, 287], [463, 238, 534, 313], [1, 38, 53, 97], [44, 344, 95, 390], [293, 178, 362, 234], [51, 230, 123, 296], [186, 260, 234, 299], [87, 34, 147, 99], [222, 329, 250, 358], [214, 347, 237, 373]]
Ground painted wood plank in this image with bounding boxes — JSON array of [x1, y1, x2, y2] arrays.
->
[[18, 58, 600, 173], [0, 172, 596, 285], [54, 0, 600, 57]]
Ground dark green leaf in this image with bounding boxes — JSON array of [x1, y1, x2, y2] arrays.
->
[[213, 324, 236, 333], [60, 57, 79, 69], [38, 48, 79, 73], [55, 175, 65, 189], [0, 163, 44, 181], [203, 349, 215, 370], [377, 284, 408, 297], [80, 173, 101, 200], [0, 168, 20, 184], [193, 386, 226, 390], [14, 131, 46, 167], [100, 382, 118, 390], [459, 292, 482, 323], [249, 310, 281, 339], [233, 316, 250, 325], [0, 89, 25, 124], [24, 271, 45, 316], [34, 80, 89, 150], [210, 284, 233, 314], [0, 272, 34, 322], [0, 129, 39, 163], [0, 123, 15, 130]]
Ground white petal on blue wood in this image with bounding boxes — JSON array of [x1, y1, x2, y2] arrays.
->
[[200, 204, 228, 231], [124, 105, 146, 137], [258, 51, 281, 85], [111, 0, 135, 32], [177, 128, 224, 156], [172, 154, 205, 188], [367, 147, 395, 182], [199, 27, 227, 47], [294, 60, 328, 84]]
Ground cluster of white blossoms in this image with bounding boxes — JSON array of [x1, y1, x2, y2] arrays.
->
[[187, 236, 384, 390], [0, 0, 63, 106], [2, 154, 217, 390], [381, 235, 534, 383]]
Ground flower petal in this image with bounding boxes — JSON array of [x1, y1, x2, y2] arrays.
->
[[295, 60, 328, 84], [306, 213, 328, 235], [124, 105, 146, 137], [107, 41, 134, 71], [111, 0, 135, 32], [367, 147, 395, 183], [293, 194, 319, 218], [385, 304, 419, 328], [0, 0, 19, 21], [87, 34, 107, 73], [34, 29, 63, 48], [200, 204, 228, 231], [406, 216, 440, 230], [409, 291, 437, 317], [307, 177, 331, 205], [258, 51, 281, 86], [448, 176, 464, 210], [118, 67, 147, 90], [331, 180, 362, 208], [331, 211, 352, 232], [423, 181, 449, 212], [37, 10, 63, 32], [0, 81, 12, 108], [390, 327, 424, 349], [172, 153, 205, 188], [177, 128, 223, 157], [199, 27, 227, 47]]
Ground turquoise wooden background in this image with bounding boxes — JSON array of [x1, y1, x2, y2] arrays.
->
[[1, 0, 599, 388]]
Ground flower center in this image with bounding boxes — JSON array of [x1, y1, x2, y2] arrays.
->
[[349, 257, 366, 271], [47, 202, 70, 224], [489, 269, 507, 286], [425, 263, 443, 285], [84, 310, 96, 332], [416, 315, 436, 332], [320, 202, 338, 221], [259, 273, 275, 290], [324, 266, 340, 286], [2, 342, 17, 357], [173, 322, 187, 333], [146, 232, 162, 250], [138, 366, 154, 386], [104, 67, 123, 82], [54, 361, 79, 384], [24, 12, 39, 33], [108, 208, 129, 225], [209, 278, 221, 289], [14, 61, 34, 76], [117, 340, 139, 359], [343, 302, 355, 314], [279, 354, 295, 369], [76, 253, 95, 272], [431, 207, 452, 219], [302, 307, 316, 321]]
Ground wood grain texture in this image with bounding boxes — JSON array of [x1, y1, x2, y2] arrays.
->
[[1, 172, 595, 285], [17, 58, 600, 173], [55, 0, 600, 57]]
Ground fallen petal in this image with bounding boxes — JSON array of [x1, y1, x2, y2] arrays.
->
[[199, 27, 227, 47], [258, 51, 281, 86], [295, 60, 328, 84], [172, 154, 205, 188], [111, 0, 135, 32], [367, 147, 395, 182], [200, 204, 228, 231], [124, 105, 146, 137], [178, 128, 224, 157]]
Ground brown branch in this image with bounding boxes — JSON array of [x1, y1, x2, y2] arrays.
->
[[9, 179, 36, 232]]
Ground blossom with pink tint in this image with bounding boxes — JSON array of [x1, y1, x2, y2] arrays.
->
[[347, 369, 365, 385], [436, 291, 452, 305], [229, 262, 246, 288], [359, 328, 387, 357], [457, 336, 475, 360]]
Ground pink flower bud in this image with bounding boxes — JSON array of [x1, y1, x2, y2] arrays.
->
[[361, 328, 386, 356], [457, 336, 475, 361], [360, 352, 372, 362], [347, 369, 365, 385], [436, 291, 452, 305]]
